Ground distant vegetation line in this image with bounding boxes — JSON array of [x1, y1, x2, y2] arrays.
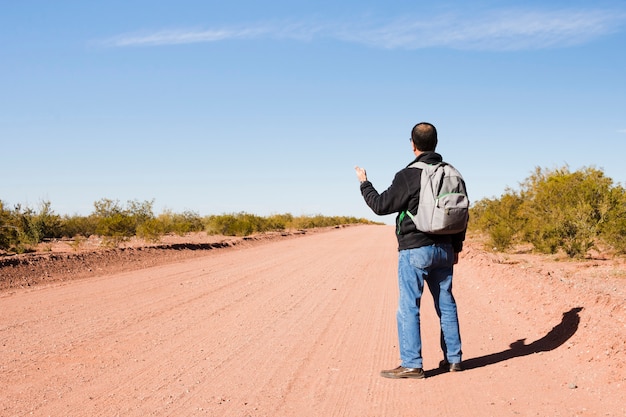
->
[[0, 198, 379, 254], [3, 165, 625, 259]]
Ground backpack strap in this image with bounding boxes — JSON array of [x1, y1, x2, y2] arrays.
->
[[397, 161, 441, 234]]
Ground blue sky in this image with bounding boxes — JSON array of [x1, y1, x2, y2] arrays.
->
[[2, 1, 625, 223]]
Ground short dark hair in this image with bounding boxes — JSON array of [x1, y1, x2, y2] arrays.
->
[[411, 122, 438, 151]]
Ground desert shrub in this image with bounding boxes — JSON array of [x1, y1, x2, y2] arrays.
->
[[1, 196, 377, 252], [21, 202, 61, 245], [93, 198, 158, 244], [204, 212, 274, 236], [0, 200, 18, 251], [18, 204, 45, 246], [471, 165, 625, 258], [136, 218, 166, 242], [93, 199, 134, 239], [13, 205, 39, 248], [469, 191, 524, 251], [203, 212, 373, 236], [126, 199, 155, 227], [156, 210, 204, 236], [518, 167, 613, 257], [32, 201, 63, 240], [0, 200, 62, 253], [265, 213, 292, 231], [600, 184, 626, 254], [287, 214, 368, 229], [61, 214, 99, 238], [289, 215, 330, 229]]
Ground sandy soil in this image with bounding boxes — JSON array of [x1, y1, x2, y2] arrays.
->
[[1, 225, 624, 417]]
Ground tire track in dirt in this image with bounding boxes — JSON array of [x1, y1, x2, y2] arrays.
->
[[1, 225, 624, 416]]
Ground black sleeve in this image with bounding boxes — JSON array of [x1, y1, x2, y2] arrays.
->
[[359, 170, 411, 216]]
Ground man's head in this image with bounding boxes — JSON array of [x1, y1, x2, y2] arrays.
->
[[411, 122, 438, 152]]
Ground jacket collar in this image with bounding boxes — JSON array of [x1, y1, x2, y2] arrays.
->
[[408, 151, 443, 167]]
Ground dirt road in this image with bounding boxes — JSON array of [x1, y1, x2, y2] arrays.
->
[[1, 225, 624, 416]]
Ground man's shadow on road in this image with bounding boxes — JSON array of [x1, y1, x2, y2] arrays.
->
[[427, 307, 583, 376]]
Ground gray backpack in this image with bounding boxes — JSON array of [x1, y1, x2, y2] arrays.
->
[[400, 161, 469, 234]]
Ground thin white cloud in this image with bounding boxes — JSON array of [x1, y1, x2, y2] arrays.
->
[[100, 21, 331, 47], [103, 27, 272, 47], [101, 8, 625, 51], [339, 9, 626, 50], [618, 129, 626, 134]]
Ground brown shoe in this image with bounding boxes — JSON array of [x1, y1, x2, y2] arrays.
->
[[380, 366, 425, 379], [439, 359, 463, 372]]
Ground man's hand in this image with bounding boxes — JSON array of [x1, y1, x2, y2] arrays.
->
[[354, 166, 367, 183]]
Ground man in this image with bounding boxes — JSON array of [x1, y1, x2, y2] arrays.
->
[[354, 122, 465, 379]]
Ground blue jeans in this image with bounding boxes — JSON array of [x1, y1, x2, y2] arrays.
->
[[397, 244, 462, 368]]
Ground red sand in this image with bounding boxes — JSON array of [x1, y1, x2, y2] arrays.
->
[[1, 225, 624, 416]]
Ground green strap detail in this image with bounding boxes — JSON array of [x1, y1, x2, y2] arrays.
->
[[396, 210, 416, 235], [397, 211, 406, 235]]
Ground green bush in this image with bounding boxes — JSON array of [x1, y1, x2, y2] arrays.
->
[[61, 214, 98, 238], [600, 184, 626, 253], [0, 200, 18, 251], [469, 192, 524, 251], [203, 212, 374, 237], [0, 201, 63, 253], [136, 218, 166, 242], [93, 198, 158, 245], [471, 166, 626, 258], [204, 212, 275, 236], [1, 197, 377, 253], [156, 210, 204, 235], [519, 167, 613, 257]]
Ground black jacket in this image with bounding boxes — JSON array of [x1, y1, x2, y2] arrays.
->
[[359, 151, 466, 252]]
